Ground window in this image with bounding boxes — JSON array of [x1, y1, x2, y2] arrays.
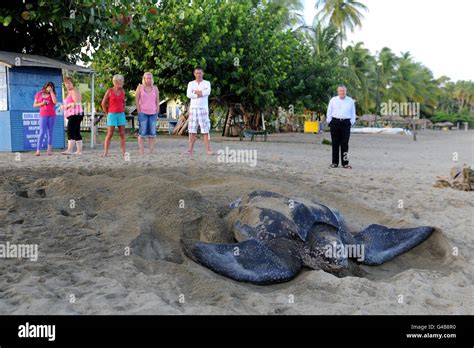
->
[[0, 66, 7, 111]]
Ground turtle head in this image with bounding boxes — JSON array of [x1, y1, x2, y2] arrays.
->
[[229, 197, 242, 209], [302, 223, 349, 273]]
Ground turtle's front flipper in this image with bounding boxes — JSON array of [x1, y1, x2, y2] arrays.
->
[[353, 224, 434, 265], [181, 238, 302, 285]]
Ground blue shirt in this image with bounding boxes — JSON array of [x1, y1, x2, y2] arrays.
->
[[326, 96, 356, 126]]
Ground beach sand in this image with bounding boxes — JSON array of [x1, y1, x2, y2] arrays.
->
[[0, 130, 472, 314]]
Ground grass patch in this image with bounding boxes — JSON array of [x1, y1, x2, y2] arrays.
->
[[322, 138, 332, 145]]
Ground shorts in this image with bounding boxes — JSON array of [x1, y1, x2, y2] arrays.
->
[[107, 112, 126, 127], [138, 112, 157, 137], [188, 108, 210, 134]]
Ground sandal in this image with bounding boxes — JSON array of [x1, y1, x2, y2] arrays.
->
[[343, 165, 352, 169], [182, 150, 193, 156], [330, 164, 338, 168]]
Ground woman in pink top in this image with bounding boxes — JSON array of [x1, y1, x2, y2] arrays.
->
[[61, 76, 84, 155], [33, 81, 57, 156], [135, 72, 160, 155]]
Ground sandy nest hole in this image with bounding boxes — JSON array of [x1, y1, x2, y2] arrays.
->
[[0, 166, 460, 285]]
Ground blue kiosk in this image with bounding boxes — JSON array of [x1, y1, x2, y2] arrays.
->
[[0, 51, 93, 152]]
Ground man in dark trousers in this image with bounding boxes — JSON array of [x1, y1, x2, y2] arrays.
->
[[326, 85, 356, 169]]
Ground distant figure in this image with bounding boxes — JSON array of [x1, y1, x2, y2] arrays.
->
[[101, 74, 126, 157], [135, 72, 159, 156], [33, 81, 57, 156], [326, 85, 356, 169], [61, 76, 84, 155], [185, 67, 212, 155]]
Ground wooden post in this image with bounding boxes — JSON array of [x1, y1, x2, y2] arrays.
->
[[412, 117, 417, 141], [91, 72, 96, 148], [221, 105, 230, 136]]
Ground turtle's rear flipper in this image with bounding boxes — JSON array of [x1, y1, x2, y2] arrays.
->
[[353, 224, 434, 265], [181, 238, 302, 285]]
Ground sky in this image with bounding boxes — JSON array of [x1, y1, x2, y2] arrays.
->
[[302, 0, 474, 82]]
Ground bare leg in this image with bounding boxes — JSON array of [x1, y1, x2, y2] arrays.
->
[[74, 140, 83, 155], [103, 126, 115, 157], [62, 140, 75, 155], [118, 126, 126, 157], [185, 133, 197, 154], [203, 133, 213, 155], [47, 145, 53, 156], [148, 137, 155, 154], [138, 136, 145, 156]]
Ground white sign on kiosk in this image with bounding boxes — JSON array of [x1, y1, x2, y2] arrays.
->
[[22, 112, 45, 150]]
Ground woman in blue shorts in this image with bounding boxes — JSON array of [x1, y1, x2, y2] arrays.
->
[[101, 75, 126, 157], [135, 72, 160, 155]]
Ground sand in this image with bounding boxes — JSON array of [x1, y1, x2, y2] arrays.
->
[[0, 130, 472, 314]]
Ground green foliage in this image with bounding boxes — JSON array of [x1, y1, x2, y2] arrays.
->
[[3, 0, 470, 125], [437, 80, 474, 115], [337, 44, 468, 117], [81, 87, 107, 112], [322, 138, 332, 145], [296, 22, 341, 112], [92, 0, 337, 115], [0, 0, 137, 62], [315, 0, 368, 46], [338, 42, 375, 114], [431, 109, 474, 127]]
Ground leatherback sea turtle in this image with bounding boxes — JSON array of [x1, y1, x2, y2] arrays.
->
[[182, 191, 434, 285]]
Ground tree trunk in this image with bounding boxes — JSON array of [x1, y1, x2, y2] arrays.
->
[[253, 110, 260, 130], [223, 107, 233, 137], [242, 105, 252, 130]]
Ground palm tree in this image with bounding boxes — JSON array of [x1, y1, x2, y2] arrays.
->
[[314, 0, 368, 48], [300, 22, 341, 58], [377, 50, 438, 116], [341, 42, 376, 113], [436, 78, 456, 113], [467, 82, 474, 113], [453, 80, 472, 110], [386, 52, 416, 103], [265, 0, 305, 29], [371, 47, 397, 114], [436, 80, 474, 114]]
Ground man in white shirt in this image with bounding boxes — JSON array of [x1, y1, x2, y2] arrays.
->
[[326, 85, 356, 169], [185, 67, 213, 155]]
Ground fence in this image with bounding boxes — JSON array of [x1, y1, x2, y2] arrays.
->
[[76, 114, 176, 133]]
